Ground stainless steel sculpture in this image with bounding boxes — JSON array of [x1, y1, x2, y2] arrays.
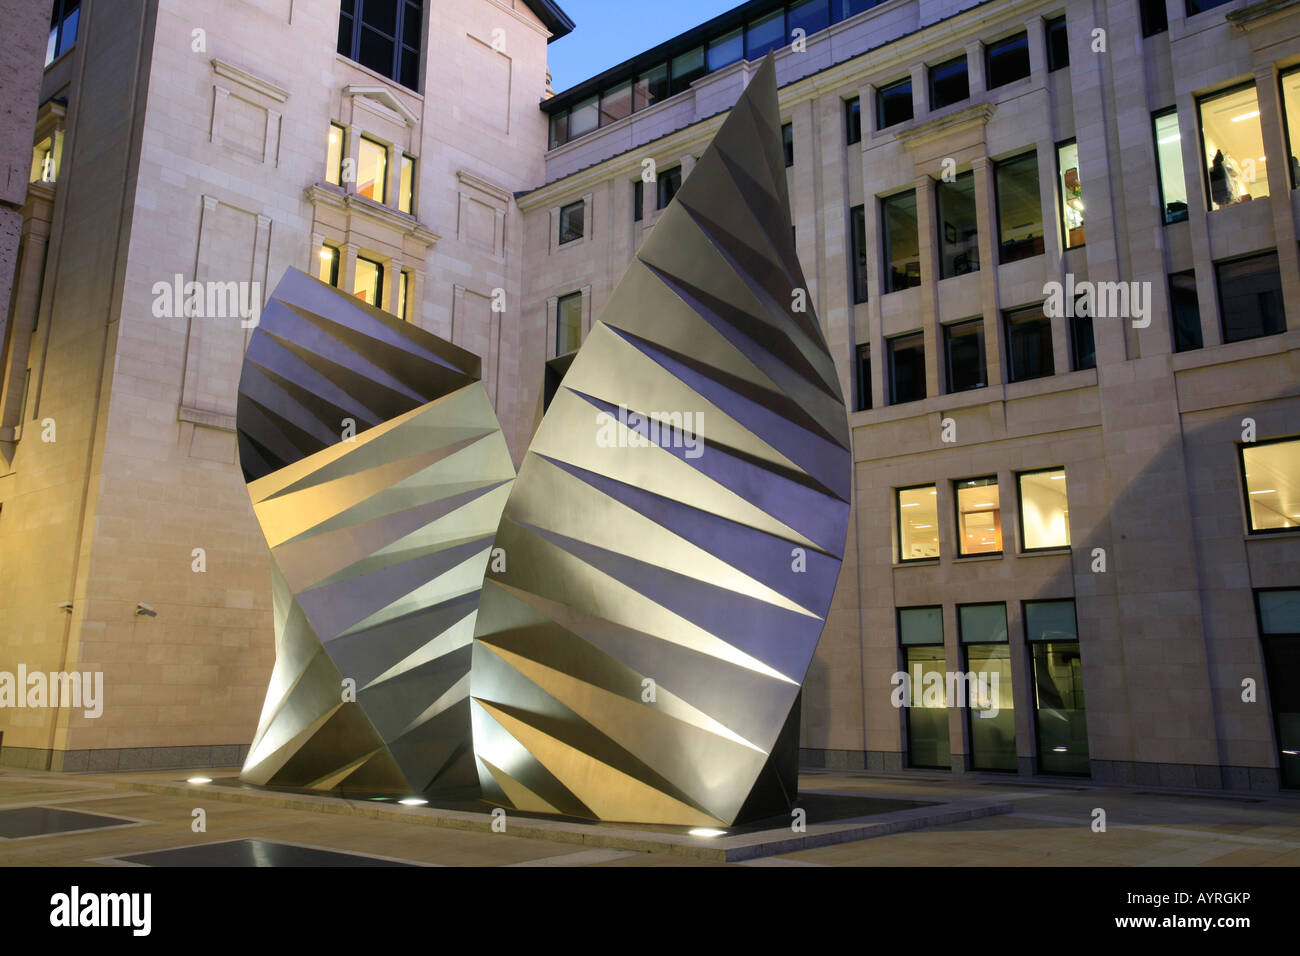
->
[[469, 56, 852, 826], [237, 269, 515, 796]]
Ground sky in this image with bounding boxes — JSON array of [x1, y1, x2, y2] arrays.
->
[[546, 0, 741, 93]]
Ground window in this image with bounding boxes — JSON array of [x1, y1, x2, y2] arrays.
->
[[556, 291, 583, 355], [985, 32, 1030, 89], [569, 96, 599, 138], [960, 603, 1015, 771], [1045, 16, 1069, 72], [845, 98, 862, 145], [357, 136, 388, 202], [1281, 68, 1300, 189], [882, 191, 920, 293], [549, 112, 568, 150], [354, 256, 384, 308], [1217, 251, 1285, 343], [707, 29, 743, 71], [600, 81, 633, 126], [1199, 84, 1270, 211], [559, 200, 585, 245], [398, 154, 415, 214], [899, 606, 948, 769], [876, 78, 913, 130], [1025, 599, 1089, 775], [46, 0, 79, 66], [782, 123, 794, 167], [995, 151, 1044, 263], [746, 10, 786, 59], [669, 47, 706, 97], [1003, 305, 1054, 383], [1186, 0, 1235, 14], [955, 477, 1001, 555], [326, 124, 346, 186], [936, 171, 979, 278], [317, 244, 339, 287], [944, 319, 986, 393], [929, 55, 969, 110], [1070, 304, 1095, 371], [397, 270, 410, 321], [633, 179, 644, 222], [855, 343, 872, 411], [1255, 589, 1300, 787], [1139, 0, 1168, 36], [897, 486, 939, 561], [338, 0, 424, 92], [1018, 468, 1070, 550], [788, 0, 831, 39], [1153, 108, 1189, 224], [1169, 270, 1203, 352], [1240, 437, 1300, 533], [888, 332, 926, 405], [634, 64, 669, 111], [657, 166, 683, 209], [1057, 140, 1085, 249], [29, 132, 62, 184], [849, 205, 868, 303]]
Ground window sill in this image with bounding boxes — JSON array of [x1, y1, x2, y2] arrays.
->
[[894, 558, 940, 568], [954, 553, 1003, 563], [1017, 547, 1071, 558], [333, 52, 424, 100], [1245, 529, 1300, 541]]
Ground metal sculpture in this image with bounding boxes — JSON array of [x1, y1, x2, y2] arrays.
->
[[237, 269, 515, 796], [469, 56, 852, 827]]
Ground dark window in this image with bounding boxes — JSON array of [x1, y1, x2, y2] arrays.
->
[[837, 0, 883, 19], [559, 200, 585, 245], [633, 180, 643, 222], [845, 97, 862, 145], [888, 332, 926, 404], [1240, 438, 1300, 535], [1255, 589, 1300, 787], [882, 191, 920, 293], [850, 204, 868, 303], [995, 151, 1044, 264], [960, 604, 1015, 771], [669, 46, 706, 97], [556, 292, 582, 355], [782, 123, 794, 167], [1217, 251, 1286, 343], [1003, 305, 1055, 382], [1186, 0, 1234, 15], [746, 10, 786, 59], [855, 343, 872, 411], [707, 29, 743, 71], [876, 78, 913, 130], [1139, 0, 1169, 36], [945, 319, 986, 393], [1024, 599, 1089, 775], [46, 0, 79, 66], [985, 32, 1030, 89], [1169, 271, 1202, 351], [1045, 16, 1069, 72], [1153, 108, 1189, 224], [937, 170, 979, 279], [600, 81, 633, 126], [1069, 303, 1095, 371], [898, 606, 947, 766], [338, 0, 424, 92], [634, 64, 669, 110], [929, 55, 969, 110], [788, 0, 831, 39], [657, 166, 682, 209], [549, 112, 568, 150]]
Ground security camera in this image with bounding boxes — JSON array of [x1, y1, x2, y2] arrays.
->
[[135, 602, 156, 617]]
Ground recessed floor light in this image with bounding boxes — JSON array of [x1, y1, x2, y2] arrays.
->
[[688, 828, 726, 838], [186, 777, 213, 784], [398, 797, 428, 806]]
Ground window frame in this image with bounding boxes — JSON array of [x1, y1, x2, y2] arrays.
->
[[1139, 0, 1169, 37], [943, 318, 987, 394], [1280, 66, 1300, 191], [354, 254, 384, 308], [881, 189, 921, 295], [994, 150, 1044, 265], [356, 135, 389, 204], [1169, 269, 1203, 352], [1152, 106, 1189, 224], [657, 166, 683, 210], [782, 122, 794, 168], [398, 153, 416, 214], [1002, 304, 1055, 383], [887, 330, 926, 405], [558, 199, 585, 245], [1215, 249, 1286, 344], [1252, 586, 1300, 788], [876, 77, 914, 130], [46, 0, 80, 67], [954, 475, 1002, 557], [555, 290, 583, 356], [928, 54, 970, 111], [855, 342, 872, 411], [317, 243, 340, 287], [1045, 15, 1069, 73], [850, 204, 868, 304], [1056, 138, 1085, 250], [338, 0, 424, 92], [1016, 466, 1071, 553], [984, 31, 1031, 91], [895, 486, 940, 564], [845, 97, 862, 146], [1197, 81, 1269, 213], [1238, 435, 1300, 535], [936, 169, 979, 280]]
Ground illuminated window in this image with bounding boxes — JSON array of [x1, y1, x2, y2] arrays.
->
[[959, 603, 1015, 771], [882, 190, 920, 293], [1025, 599, 1089, 775], [317, 244, 339, 287], [1240, 436, 1300, 533], [1152, 108, 1188, 224], [556, 291, 582, 355], [1199, 84, 1270, 211], [354, 256, 383, 308], [955, 476, 1001, 555], [897, 485, 939, 561], [326, 124, 345, 186], [898, 606, 948, 769], [1017, 468, 1070, 550], [46, 0, 79, 66], [1283, 68, 1300, 189], [1057, 139, 1085, 249], [29, 132, 62, 184], [559, 200, 585, 244], [397, 270, 410, 321], [338, 0, 424, 92], [398, 154, 414, 214], [357, 136, 387, 202], [936, 170, 978, 278]]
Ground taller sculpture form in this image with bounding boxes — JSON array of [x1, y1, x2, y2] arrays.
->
[[469, 55, 852, 827]]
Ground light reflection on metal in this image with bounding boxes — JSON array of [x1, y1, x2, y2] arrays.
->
[[469, 56, 851, 826]]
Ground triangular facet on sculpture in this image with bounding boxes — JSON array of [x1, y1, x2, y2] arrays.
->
[[470, 54, 852, 827]]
